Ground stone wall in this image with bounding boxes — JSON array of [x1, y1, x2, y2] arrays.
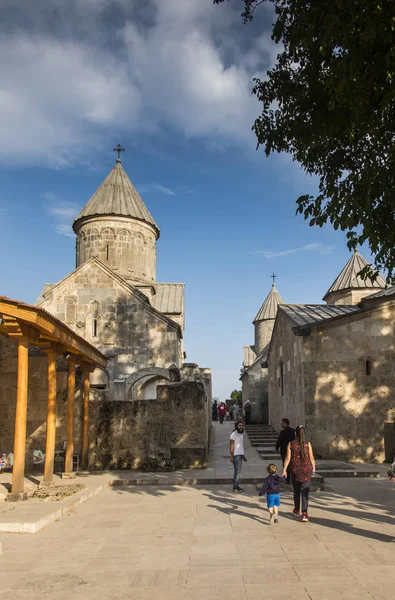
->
[[89, 381, 209, 469], [75, 216, 157, 285], [303, 302, 395, 462], [40, 261, 183, 398], [268, 309, 306, 432], [268, 302, 395, 462], [243, 361, 269, 423], [0, 338, 210, 471], [325, 288, 380, 306], [254, 320, 274, 356]]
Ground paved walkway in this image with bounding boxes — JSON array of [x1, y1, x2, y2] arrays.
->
[[0, 423, 394, 599]]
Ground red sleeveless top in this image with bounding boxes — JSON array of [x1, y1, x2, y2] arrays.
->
[[290, 440, 313, 482]]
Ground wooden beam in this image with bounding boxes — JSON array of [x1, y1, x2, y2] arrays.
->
[[81, 369, 90, 469], [64, 358, 76, 474], [10, 338, 29, 499], [43, 347, 57, 483]]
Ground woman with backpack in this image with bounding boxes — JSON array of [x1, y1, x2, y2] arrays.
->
[[282, 425, 316, 522]]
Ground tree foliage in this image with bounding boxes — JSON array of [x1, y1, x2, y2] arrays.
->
[[230, 389, 242, 404], [215, 0, 395, 281]]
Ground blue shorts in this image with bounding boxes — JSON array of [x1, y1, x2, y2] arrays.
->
[[267, 493, 281, 508]]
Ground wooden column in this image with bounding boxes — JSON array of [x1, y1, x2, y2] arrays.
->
[[64, 358, 76, 475], [10, 338, 29, 498], [43, 348, 57, 483], [81, 369, 91, 469]]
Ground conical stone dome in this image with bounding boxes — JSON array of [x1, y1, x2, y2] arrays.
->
[[323, 249, 386, 304], [73, 158, 160, 238], [254, 284, 285, 323], [254, 284, 285, 356]]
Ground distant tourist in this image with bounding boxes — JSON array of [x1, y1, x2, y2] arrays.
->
[[259, 463, 286, 523], [230, 421, 247, 493], [244, 400, 252, 424], [282, 425, 316, 522], [212, 400, 218, 422], [218, 402, 227, 424], [275, 418, 296, 484], [225, 407, 230, 421], [231, 403, 239, 421]]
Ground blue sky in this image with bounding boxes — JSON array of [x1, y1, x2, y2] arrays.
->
[[0, 0, 379, 399]]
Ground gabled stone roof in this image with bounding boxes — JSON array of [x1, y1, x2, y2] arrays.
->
[[153, 283, 184, 315], [323, 250, 386, 301], [363, 285, 395, 301], [73, 159, 160, 238], [253, 284, 284, 323], [280, 304, 360, 329]]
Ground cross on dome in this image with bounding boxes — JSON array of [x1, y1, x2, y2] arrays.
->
[[113, 144, 125, 162]]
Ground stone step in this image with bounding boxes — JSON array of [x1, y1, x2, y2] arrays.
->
[[259, 455, 282, 461], [316, 470, 380, 478]]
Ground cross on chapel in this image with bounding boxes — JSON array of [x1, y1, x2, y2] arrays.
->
[[271, 273, 277, 285], [113, 144, 125, 161]]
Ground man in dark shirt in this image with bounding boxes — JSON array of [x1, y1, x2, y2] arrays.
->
[[275, 418, 295, 484]]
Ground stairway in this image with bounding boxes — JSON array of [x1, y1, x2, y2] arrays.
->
[[244, 424, 282, 461]]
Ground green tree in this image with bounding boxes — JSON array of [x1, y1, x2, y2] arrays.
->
[[230, 389, 242, 405], [215, 0, 395, 281]]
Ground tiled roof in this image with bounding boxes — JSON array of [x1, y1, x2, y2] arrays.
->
[[73, 159, 160, 237], [323, 250, 386, 300], [153, 283, 184, 315], [362, 285, 395, 301], [280, 304, 360, 329], [254, 284, 285, 322]]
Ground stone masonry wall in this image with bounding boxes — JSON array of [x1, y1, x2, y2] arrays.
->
[[254, 320, 274, 356], [244, 360, 269, 423], [268, 309, 306, 431], [89, 381, 209, 469], [303, 302, 395, 462], [269, 302, 395, 462], [40, 262, 182, 396], [0, 337, 209, 471], [75, 216, 157, 285]]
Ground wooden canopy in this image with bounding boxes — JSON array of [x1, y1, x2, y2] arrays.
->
[[0, 296, 107, 368], [0, 296, 107, 500]]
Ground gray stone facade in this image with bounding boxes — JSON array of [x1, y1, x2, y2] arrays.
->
[[268, 299, 395, 462]]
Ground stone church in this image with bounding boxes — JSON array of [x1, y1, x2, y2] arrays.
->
[[243, 251, 395, 463], [0, 153, 211, 471], [241, 281, 285, 423], [37, 153, 186, 402]]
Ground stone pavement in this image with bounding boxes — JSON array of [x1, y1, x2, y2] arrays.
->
[[0, 478, 395, 600], [0, 422, 394, 599]]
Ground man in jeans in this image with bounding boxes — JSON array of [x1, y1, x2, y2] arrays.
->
[[230, 421, 247, 493]]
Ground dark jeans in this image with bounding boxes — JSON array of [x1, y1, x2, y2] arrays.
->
[[292, 473, 310, 513], [233, 455, 243, 490], [219, 414, 224, 424]]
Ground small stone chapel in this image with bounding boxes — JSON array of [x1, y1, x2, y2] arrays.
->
[[242, 251, 395, 463]]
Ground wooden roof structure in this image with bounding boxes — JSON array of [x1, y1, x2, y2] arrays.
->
[[0, 296, 107, 368]]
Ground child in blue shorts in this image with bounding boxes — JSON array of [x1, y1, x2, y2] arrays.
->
[[259, 463, 285, 523]]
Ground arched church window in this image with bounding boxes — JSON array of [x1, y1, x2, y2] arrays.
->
[[106, 245, 109, 261], [92, 318, 98, 338], [366, 359, 372, 376]]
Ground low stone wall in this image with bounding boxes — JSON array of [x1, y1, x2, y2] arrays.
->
[[0, 337, 209, 472], [89, 381, 209, 470]]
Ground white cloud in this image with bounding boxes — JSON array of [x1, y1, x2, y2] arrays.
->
[[45, 196, 78, 235], [258, 243, 335, 258], [137, 183, 176, 196], [55, 223, 74, 237], [0, 0, 276, 166]]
